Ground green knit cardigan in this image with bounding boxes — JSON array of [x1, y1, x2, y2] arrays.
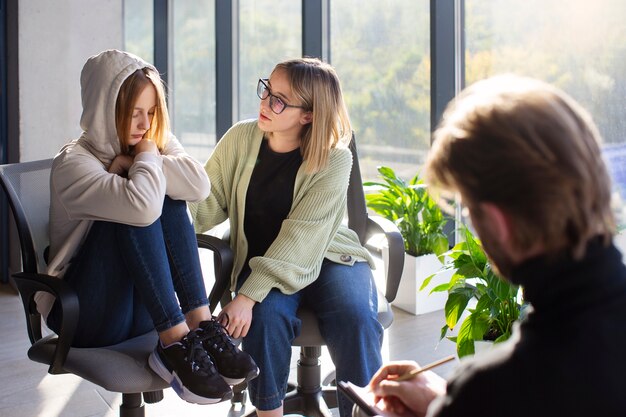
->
[[190, 119, 374, 303]]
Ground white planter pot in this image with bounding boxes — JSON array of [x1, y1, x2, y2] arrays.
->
[[385, 251, 452, 316]]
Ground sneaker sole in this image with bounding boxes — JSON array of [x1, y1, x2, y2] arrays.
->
[[220, 366, 260, 386], [148, 351, 233, 404]]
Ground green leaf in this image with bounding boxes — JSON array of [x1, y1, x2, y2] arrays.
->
[[456, 312, 490, 357], [454, 262, 483, 279], [464, 227, 487, 269], [457, 337, 475, 357], [430, 282, 451, 293], [439, 324, 450, 341], [364, 165, 449, 257], [444, 287, 473, 329], [420, 274, 434, 291], [431, 234, 449, 256]]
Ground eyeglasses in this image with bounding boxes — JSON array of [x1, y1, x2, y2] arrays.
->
[[257, 78, 307, 114]]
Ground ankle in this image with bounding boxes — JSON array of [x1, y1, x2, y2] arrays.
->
[[185, 305, 212, 330], [159, 322, 190, 346]]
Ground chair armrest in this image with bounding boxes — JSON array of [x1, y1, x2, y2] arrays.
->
[[196, 234, 234, 313], [365, 216, 404, 304], [12, 272, 79, 374]]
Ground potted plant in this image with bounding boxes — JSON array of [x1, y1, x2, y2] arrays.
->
[[364, 166, 450, 315], [422, 225, 525, 357]]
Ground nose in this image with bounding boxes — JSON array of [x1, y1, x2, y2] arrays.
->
[[138, 112, 151, 130], [259, 96, 271, 113]]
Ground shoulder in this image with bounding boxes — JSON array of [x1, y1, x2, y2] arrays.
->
[[52, 141, 103, 175], [223, 119, 262, 142], [215, 119, 263, 155], [328, 145, 352, 166], [321, 146, 352, 179]]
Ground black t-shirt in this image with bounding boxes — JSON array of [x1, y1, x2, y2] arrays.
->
[[243, 138, 303, 272]]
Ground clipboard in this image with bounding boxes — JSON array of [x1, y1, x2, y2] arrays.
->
[[338, 380, 382, 416]]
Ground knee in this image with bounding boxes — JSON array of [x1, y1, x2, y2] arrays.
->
[[342, 305, 378, 330]]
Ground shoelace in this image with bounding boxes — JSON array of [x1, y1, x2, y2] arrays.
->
[[199, 316, 238, 354], [182, 331, 217, 376]]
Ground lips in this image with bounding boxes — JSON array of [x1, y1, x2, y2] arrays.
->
[[259, 113, 270, 122]]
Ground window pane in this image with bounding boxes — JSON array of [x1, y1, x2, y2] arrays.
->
[[466, 0, 626, 226], [331, 0, 431, 181], [238, 0, 301, 121], [171, 0, 216, 163], [123, 0, 154, 64]]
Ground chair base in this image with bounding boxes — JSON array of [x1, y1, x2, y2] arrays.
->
[[237, 346, 338, 417], [283, 386, 337, 417], [240, 386, 337, 417]]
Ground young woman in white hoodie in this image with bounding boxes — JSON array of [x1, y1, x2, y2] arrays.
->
[[45, 49, 256, 404]]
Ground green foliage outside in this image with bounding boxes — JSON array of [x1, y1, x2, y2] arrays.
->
[[421, 225, 524, 357], [124, 0, 626, 185], [364, 166, 448, 257]]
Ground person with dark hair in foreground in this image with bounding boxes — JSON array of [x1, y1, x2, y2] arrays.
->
[[359, 75, 626, 417]]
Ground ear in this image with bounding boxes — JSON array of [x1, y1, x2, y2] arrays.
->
[[478, 202, 513, 244], [299, 111, 313, 125]]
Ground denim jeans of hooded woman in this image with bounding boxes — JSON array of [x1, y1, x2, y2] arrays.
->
[[239, 259, 383, 417], [48, 196, 209, 347]]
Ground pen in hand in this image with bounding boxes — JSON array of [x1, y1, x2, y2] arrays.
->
[[389, 355, 456, 382]]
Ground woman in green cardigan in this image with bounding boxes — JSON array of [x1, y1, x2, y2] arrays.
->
[[191, 58, 383, 417]]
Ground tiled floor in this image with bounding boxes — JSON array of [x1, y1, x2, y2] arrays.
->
[[0, 282, 457, 417]]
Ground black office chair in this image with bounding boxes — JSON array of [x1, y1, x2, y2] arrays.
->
[[205, 135, 405, 417], [0, 158, 234, 417]]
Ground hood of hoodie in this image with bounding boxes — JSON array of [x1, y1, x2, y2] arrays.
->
[[77, 49, 157, 165]]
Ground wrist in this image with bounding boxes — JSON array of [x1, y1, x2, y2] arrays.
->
[[235, 293, 256, 308]]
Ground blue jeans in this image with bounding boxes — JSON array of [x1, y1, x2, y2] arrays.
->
[[48, 196, 209, 348], [240, 259, 383, 417]]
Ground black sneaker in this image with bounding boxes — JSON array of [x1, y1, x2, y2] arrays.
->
[[148, 330, 233, 404], [198, 317, 259, 385]]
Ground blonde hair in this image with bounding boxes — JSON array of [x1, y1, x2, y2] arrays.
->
[[425, 75, 614, 259], [272, 58, 352, 173], [115, 68, 170, 154]]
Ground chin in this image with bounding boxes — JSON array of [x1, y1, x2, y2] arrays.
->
[[257, 120, 270, 132]]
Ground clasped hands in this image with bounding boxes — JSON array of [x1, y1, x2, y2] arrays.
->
[[109, 138, 159, 176]]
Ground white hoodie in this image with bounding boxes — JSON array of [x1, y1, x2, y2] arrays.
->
[[40, 49, 210, 316]]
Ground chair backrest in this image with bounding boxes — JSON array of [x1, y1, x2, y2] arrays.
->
[[347, 134, 369, 246], [0, 159, 53, 275], [346, 134, 404, 305]]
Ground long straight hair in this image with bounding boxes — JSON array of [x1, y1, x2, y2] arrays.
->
[[115, 68, 170, 155], [272, 58, 352, 173]]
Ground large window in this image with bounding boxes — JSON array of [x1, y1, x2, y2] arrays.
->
[[466, 0, 626, 225], [171, 0, 216, 163], [124, 1, 626, 204], [124, 0, 153, 64], [125, 1, 216, 163], [238, 0, 301, 121], [331, 0, 430, 181]]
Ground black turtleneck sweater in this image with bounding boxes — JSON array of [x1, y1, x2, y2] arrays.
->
[[428, 238, 626, 417]]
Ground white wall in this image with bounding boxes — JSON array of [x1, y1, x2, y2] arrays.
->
[[8, 1, 124, 278], [18, 0, 124, 161]]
